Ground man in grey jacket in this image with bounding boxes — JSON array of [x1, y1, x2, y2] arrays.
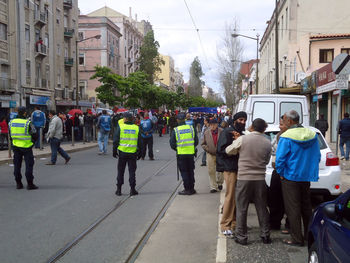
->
[[226, 118, 272, 245], [46, 110, 71, 165]]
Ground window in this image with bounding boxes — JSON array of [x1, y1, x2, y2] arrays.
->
[[25, 25, 30, 42], [253, 102, 275, 123], [44, 33, 49, 48], [26, 60, 31, 78], [57, 44, 60, 55], [280, 102, 303, 124], [341, 48, 350, 55], [0, 23, 7, 41], [320, 49, 334, 63], [56, 10, 60, 24], [24, 0, 29, 8], [79, 53, 85, 65], [35, 28, 40, 42], [78, 32, 84, 41]]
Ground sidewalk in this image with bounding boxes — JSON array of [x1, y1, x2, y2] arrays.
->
[[135, 156, 220, 263], [0, 141, 98, 165]]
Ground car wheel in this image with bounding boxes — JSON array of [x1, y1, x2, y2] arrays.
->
[[308, 242, 319, 263]]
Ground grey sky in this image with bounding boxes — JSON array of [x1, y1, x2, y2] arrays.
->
[[79, 0, 276, 96]]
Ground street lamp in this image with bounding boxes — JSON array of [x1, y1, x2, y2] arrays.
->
[[231, 33, 260, 94], [76, 34, 101, 108]]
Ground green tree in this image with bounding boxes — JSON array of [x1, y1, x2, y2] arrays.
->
[[90, 66, 125, 106], [188, 57, 204, 97], [137, 30, 164, 84]]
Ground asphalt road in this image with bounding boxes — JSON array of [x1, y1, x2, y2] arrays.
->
[[0, 135, 180, 263]]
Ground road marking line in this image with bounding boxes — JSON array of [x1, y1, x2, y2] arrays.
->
[[216, 184, 226, 263]]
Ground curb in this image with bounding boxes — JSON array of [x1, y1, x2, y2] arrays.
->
[[0, 144, 98, 166]]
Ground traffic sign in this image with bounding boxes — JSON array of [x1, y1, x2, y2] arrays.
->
[[332, 53, 350, 75], [336, 74, 349, 90]]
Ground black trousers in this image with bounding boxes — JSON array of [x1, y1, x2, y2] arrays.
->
[[141, 136, 154, 158], [281, 179, 312, 244], [13, 147, 35, 182], [178, 157, 195, 191], [117, 156, 137, 187], [268, 170, 289, 229]]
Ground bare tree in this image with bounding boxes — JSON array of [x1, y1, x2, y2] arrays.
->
[[216, 19, 244, 111]]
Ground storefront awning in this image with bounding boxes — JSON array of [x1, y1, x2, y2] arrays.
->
[[279, 86, 301, 94]]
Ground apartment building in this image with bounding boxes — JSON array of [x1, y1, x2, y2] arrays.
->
[[259, 0, 350, 94], [174, 69, 184, 90], [86, 7, 144, 78], [157, 54, 175, 91], [78, 16, 122, 104]]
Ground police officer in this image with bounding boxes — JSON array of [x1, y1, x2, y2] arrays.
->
[[31, 106, 46, 148], [113, 112, 142, 196], [170, 113, 199, 195], [140, 112, 154, 160], [9, 107, 38, 190]]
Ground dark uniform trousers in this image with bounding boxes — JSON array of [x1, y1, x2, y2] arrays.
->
[[235, 180, 270, 242], [141, 137, 154, 158], [281, 179, 312, 244], [178, 156, 195, 191], [117, 154, 137, 187], [13, 147, 35, 182]]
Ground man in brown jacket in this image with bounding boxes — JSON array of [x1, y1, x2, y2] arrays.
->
[[226, 118, 272, 245], [201, 119, 224, 193]]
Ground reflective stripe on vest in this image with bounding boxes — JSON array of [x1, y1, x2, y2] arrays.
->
[[118, 124, 139, 153], [174, 124, 195, 155], [9, 119, 33, 148]]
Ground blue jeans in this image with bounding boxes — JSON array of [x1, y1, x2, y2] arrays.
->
[[50, 137, 70, 164], [34, 127, 42, 148], [98, 130, 109, 153], [339, 137, 350, 160]]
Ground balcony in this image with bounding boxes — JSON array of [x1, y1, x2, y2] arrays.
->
[[64, 57, 74, 67], [35, 44, 47, 57], [64, 27, 74, 38], [35, 12, 47, 27], [128, 39, 133, 50], [0, 77, 15, 91], [63, 0, 72, 9]]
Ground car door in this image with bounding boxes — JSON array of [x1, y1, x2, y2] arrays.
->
[[323, 193, 350, 262]]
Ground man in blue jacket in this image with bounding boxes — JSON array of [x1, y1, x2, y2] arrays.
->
[[140, 112, 154, 160], [31, 106, 46, 148], [339, 112, 350, 160], [96, 110, 111, 155], [276, 110, 321, 247]]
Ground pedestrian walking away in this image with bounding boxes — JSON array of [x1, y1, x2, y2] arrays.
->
[[97, 110, 111, 154], [8, 106, 38, 190], [217, 111, 247, 237], [314, 114, 328, 138], [0, 115, 9, 149], [276, 110, 321, 247], [170, 113, 198, 195], [140, 112, 154, 160], [200, 118, 209, 166], [226, 118, 272, 245], [339, 112, 350, 160], [113, 112, 142, 196], [31, 106, 46, 149], [46, 110, 71, 165], [201, 119, 223, 193]]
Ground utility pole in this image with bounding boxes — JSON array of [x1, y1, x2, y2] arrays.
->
[[275, 0, 279, 93]]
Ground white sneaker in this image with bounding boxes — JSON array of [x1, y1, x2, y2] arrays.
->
[[340, 156, 345, 160], [222, 230, 233, 237], [98, 151, 104, 155]]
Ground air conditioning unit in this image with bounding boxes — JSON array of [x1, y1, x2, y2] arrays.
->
[[294, 72, 307, 84]]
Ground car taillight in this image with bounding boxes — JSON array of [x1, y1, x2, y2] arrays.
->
[[326, 152, 339, 166]]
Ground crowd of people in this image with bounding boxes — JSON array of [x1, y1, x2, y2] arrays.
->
[[4, 105, 331, 248]]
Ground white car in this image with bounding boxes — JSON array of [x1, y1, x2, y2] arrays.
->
[[264, 125, 341, 199]]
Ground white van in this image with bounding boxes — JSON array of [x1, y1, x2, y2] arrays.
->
[[235, 94, 309, 128]]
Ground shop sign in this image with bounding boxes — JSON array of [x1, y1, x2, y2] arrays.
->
[[0, 95, 12, 101], [9, 101, 16, 108], [333, 90, 340, 96], [78, 101, 93, 107], [317, 63, 336, 87], [312, 95, 318, 103], [316, 81, 336, 94], [30, 95, 50, 105], [318, 94, 323, 100], [56, 100, 77, 106]]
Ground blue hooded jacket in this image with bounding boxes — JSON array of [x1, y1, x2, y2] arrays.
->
[[276, 127, 321, 182]]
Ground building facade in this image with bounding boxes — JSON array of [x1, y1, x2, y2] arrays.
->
[[157, 54, 175, 91], [86, 7, 143, 78], [259, 0, 350, 94], [78, 16, 122, 105]]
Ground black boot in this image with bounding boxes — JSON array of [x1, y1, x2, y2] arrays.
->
[[16, 179, 23, 190], [115, 185, 122, 196], [27, 180, 38, 190], [130, 186, 138, 196]]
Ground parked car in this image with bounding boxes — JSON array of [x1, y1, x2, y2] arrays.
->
[[264, 125, 341, 199], [307, 189, 350, 263]]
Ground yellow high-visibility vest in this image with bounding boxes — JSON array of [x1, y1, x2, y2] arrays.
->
[[174, 124, 195, 155], [118, 124, 139, 153], [9, 118, 33, 148]]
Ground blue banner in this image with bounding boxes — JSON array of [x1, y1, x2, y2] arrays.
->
[[188, 107, 217, 114], [30, 95, 50, 105]]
